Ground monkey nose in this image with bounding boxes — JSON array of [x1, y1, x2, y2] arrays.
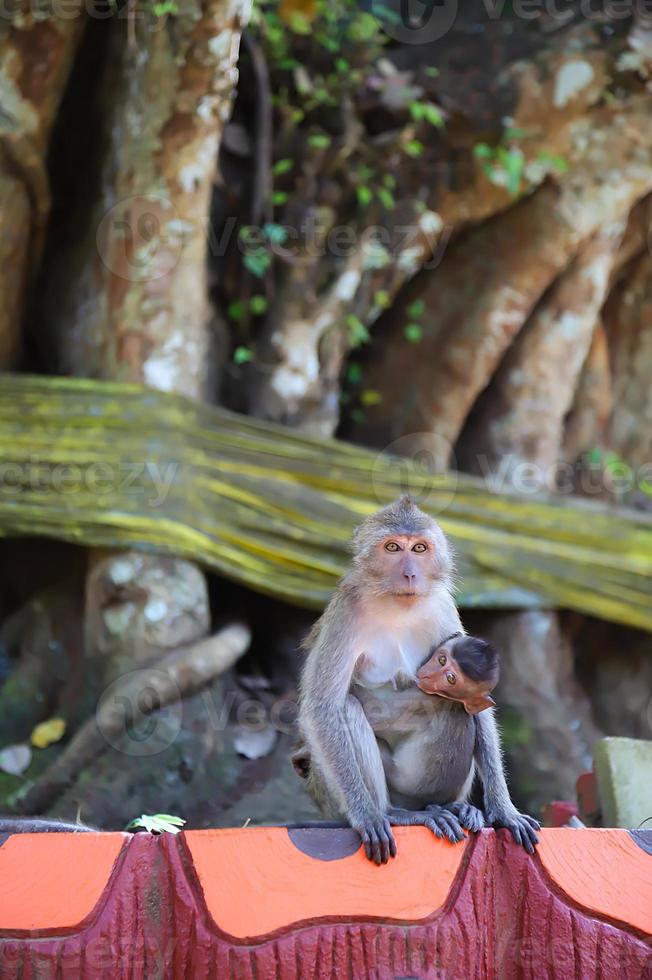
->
[[403, 571, 416, 583]]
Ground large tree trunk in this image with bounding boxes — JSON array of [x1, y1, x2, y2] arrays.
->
[[35, 5, 250, 696], [458, 224, 623, 477], [455, 222, 625, 808], [350, 101, 652, 461], [248, 34, 608, 436]]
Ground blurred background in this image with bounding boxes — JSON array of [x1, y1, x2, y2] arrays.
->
[[0, 0, 651, 829]]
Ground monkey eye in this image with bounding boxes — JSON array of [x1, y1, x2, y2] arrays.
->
[[384, 541, 400, 552], [412, 542, 427, 553], [438, 654, 447, 666], [446, 672, 456, 685]]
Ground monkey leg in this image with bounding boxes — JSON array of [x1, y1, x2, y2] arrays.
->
[[344, 696, 391, 810], [427, 800, 485, 833], [387, 805, 466, 844]]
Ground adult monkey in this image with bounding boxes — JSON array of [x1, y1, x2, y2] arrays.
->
[[297, 496, 539, 864]]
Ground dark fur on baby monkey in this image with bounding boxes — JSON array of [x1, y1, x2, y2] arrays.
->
[[295, 495, 539, 864], [417, 635, 499, 715], [293, 635, 499, 774]]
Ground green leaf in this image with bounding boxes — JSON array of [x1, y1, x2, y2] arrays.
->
[[345, 314, 370, 347], [373, 290, 390, 309], [421, 103, 444, 127], [249, 295, 268, 316], [346, 362, 362, 384], [406, 299, 425, 319], [537, 151, 569, 174], [473, 143, 494, 159], [404, 140, 423, 158], [347, 11, 379, 42], [498, 147, 524, 196], [125, 813, 187, 835], [239, 225, 260, 244], [639, 477, 652, 498], [227, 301, 246, 323], [153, 0, 177, 14], [409, 102, 443, 128], [584, 447, 604, 465], [404, 323, 423, 343], [233, 346, 254, 365], [377, 188, 395, 210], [356, 185, 373, 207], [243, 249, 271, 278], [503, 126, 530, 141], [263, 222, 288, 246], [272, 158, 294, 176], [271, 191, 288, 206], [287, 11, 311, 34], [308, 133, 332, 149]]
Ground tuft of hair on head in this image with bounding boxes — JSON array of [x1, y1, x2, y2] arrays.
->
[[359, 494, 434, 540], [453, 637, 499, 685]]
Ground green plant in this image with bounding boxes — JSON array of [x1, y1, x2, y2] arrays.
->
[[125, 813, 186, 835]]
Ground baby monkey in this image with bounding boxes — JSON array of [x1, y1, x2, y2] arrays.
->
[[292, 635, 498, 779], [417, 634, 499, 716]]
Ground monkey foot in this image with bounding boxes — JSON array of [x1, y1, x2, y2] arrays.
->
[[484, 807, 540, 854], [429, 801, 485, 833], [388, 806, 466, 844]]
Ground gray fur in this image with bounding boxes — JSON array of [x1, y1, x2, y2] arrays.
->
[[298, 497, 539, 863]]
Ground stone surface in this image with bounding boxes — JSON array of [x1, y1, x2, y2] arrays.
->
[[594, 736, 652, 829]]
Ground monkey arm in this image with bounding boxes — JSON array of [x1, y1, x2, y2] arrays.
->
[[473, 710, 540, 853], [300, 601, 380, 815], [299, 604, 396, 863]]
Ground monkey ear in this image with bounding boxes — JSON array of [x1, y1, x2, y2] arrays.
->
[[291, 751, 311, 779], [463, 694, 496, 715]]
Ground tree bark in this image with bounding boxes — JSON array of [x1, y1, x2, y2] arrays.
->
[[605, 251, 652, 476], [484, 611, 599, 811], [37, 7, 250, 688], [248, 37, 609, 436], [0, 6, 84, 366], [561, 322, 612, 466], [458, 224, 623, 479], [351, 101, 652, 460]]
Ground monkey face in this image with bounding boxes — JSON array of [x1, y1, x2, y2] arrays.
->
[[416, 648, 497, 714], [366, 534, 445, 598], [352, 497, 454, 595]]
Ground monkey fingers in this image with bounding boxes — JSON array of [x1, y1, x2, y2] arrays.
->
[[353, 812, 397, 865], [435, 801, 485, 833], [388, 806, 466, 844], [486, 809, 540, 854]]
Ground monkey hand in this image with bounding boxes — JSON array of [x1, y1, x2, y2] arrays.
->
[[484, 805, 540, 854], [431, 801, 485, 833], [388, 805, 466, 844], [350, 809, 397, 865]]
